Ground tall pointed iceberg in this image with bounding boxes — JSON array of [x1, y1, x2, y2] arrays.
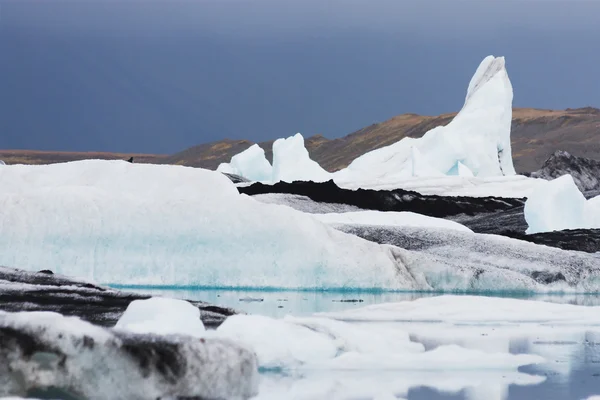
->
[[336, 55, 515, 182]]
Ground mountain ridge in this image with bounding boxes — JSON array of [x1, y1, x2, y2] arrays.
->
[[1, 107, 599, 173]]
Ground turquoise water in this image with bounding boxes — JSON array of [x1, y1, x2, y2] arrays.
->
[[124, 288, 600, 318], [123, 288, 600, 400]]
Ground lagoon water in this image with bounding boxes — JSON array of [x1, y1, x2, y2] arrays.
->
[[124, 288, 600, 400]]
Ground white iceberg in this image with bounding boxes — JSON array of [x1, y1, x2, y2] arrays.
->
[[334, 55, 515, 183], [272, 133, 331, 183], [525, 174, 600, 233], [114, 297, 205, 337], [0, 160, 417, 289], [217, 144, 273, 182], [313, 210, 473, 233]]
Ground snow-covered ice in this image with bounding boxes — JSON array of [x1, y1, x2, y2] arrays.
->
[[314, 210, 473, 232], [114, 297, 205, 337], [0, 160, 417, 289], [219, 315, 542, 371], [337, 174, 546, 198], [217, 144, 273, 182], [525, 174, 600, 233], [272, 133, 331, 183]]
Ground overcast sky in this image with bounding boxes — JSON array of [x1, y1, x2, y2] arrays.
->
[[1, 0, 599, 153]]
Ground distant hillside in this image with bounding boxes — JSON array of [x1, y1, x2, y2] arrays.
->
[[2, 107, 600, 173], [0, 150, 166, 166], [163, 107, 600, 173]]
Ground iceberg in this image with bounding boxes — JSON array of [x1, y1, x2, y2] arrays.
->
[[0, 160, 418, 289], [216, 144, 272, 182], [114, 297, 205, 337], [525, 174, 600, 233], [271, 133, 331, 183], [334, 224, 600, 292], [0, 310, 259, 400], [334, 56, 515, 182]]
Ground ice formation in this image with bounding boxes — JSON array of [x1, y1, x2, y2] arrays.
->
[[525, 174, 600, 233], [272, 133, 331, 183], [333, 56, 514, 183], [0, 160, 417, 289], [216, 144, 272, 182], [114, 297, 205, 337], [0, 160, 5, 166], [319, 295, 600, 324], [314, 211, 473, 233], [0, 310, 259, 400], [337, 174, 546, 198], [335, 224, 600, 292], [216, 314, 543, 372]]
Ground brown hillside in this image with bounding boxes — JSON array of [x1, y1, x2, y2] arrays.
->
[[0, 150, 166, 165], [163, 107, 600, 173], [2, 107, 599, 173]]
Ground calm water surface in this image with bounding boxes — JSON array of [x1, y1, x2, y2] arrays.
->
[[122, 288, 600, 400]]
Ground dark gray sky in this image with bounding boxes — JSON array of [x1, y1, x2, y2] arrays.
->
[[1, 0, 599, 154]]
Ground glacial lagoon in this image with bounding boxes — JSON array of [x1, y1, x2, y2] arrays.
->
[[121, 288, 600, 400]]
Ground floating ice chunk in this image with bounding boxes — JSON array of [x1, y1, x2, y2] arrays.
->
[[333, 56, 514, 184], [0, 160, 416, 289], [217, 315, 339, 369], [272, 133, 331, 183], [318, 295, 600, 324], [217, 144, 273, 182], [217, 313, 542, 373], [314, 210, 473, 233], [114, 297, 205, 338], [524, 174, 597, 233]]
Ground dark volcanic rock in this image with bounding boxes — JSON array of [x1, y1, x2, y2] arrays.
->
[[0, 266, 237, 328], [0, 310, 258, 400], [239, 180, 525, 218], [243, 180, 600, 252], [498, 229, 600, 253], [528, 150, 600, 192]]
